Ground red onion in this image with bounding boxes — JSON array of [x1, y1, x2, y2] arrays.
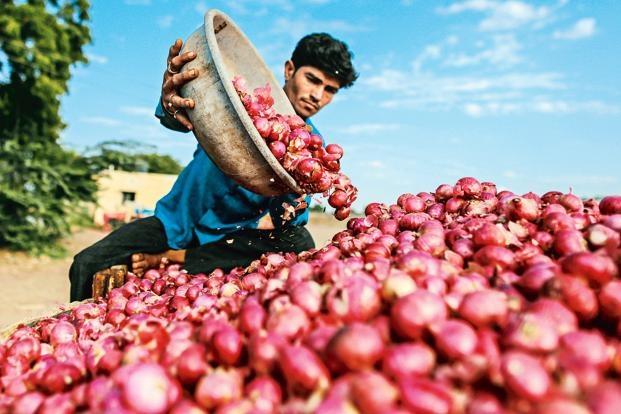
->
[[501, 351, 550, 401], [458, 290, 508, 327], [472, 223, 506, 247], [432, 319, 478, 359], [544, 212, 576, 233], [175, 344, 208, 385], [245, 376, 282, 412], [247, 332, 282, 375], [586, 381, 621, 414], [399, 377, 453, 414], [391, 290, 447, 339], [266, 304, 309, 341], [529, 298, 578, 335], [455, 177, 482, 198], [350, 371, 399, 414], [327, 323, 384, 372], [49, 321, 77, 346], [12, 391, 45, 414], [561, 251, 618, 285], [503, 312, 559, 353], [279, 344, 330, 392], [599, 196, 621, 215], [326, 272, 381, 323], [473, 245, 516, 270], [212, 326, 242, 366], [195, 368, 243, 410]]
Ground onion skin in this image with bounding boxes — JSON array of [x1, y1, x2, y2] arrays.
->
[[177, 344, 208, 386], [327, 323, 384, 372], [501, 351, 551, 401], [12, 391, 46, 414], [599, 280, 621, 319], [245, 376, 282, 412], [279, 345, 330, 393], [432, 319, 478, 359], [399, 377, 453, 414], [391, 290, 447, 340], [561, 252, 618, 286], [350, 371, 399, 414], [121, 363, 178, 414], [473, 245, 516, 270], [458, 290, 508, 328], [212, 327, 243, 366], [383, 343, 436, 380], [195, 369, 243, 411], [599, 196, 621, 215]]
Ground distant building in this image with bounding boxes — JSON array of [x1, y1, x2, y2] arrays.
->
[[93, 169, 177, 229]]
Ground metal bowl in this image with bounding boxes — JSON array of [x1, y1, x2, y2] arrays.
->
[[179, 9, 303, 196]]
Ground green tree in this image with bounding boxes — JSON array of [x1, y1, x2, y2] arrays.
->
[[85, 140, 183, 175], [0, 0, 94, 254]]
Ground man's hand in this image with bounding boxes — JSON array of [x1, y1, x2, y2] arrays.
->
[[161, 39, 199, 130]]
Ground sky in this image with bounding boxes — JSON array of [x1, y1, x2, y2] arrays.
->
[[60, 0, 621, 210]]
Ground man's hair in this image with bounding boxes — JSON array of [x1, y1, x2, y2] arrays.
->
[[290, 33, 358, 89]]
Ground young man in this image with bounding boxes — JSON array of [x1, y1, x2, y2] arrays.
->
[[69, 33, 358, 301]]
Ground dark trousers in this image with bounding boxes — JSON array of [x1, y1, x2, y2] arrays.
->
[[69, 216, 315, 301]]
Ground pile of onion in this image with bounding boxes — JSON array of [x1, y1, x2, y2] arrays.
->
[[1, 178, 621, 413], [232, 76, 357, 220]]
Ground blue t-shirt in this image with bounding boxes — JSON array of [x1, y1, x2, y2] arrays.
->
[[153, 100, 313, 249]]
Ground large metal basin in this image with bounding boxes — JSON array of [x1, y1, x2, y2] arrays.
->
[[179, 9, 303, 196]]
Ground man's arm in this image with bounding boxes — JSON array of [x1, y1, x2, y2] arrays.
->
[[157, 39, 199, 131]]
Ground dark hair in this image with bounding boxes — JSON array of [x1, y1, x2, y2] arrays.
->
[[290, 33, 358, 89]]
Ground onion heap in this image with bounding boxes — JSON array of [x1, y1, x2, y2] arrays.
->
[[1, 178, 621, 413], [232, 76, 358, 220]]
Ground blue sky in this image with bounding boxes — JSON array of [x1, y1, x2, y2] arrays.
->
[[60, 0, 621, 209]]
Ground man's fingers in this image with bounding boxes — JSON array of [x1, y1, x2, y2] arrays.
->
[[170, 51, 197, 70], [167, 39, 183, 62], [171, 69, 199, 88], [170, 94, 194, 110], [172, 111, 193, 130]]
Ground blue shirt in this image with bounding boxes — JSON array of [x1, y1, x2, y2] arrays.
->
[[153, 101, 314, 249]]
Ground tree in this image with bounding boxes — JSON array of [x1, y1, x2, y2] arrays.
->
[[85, 140, 183, 175], [0, 0, 94, 254]]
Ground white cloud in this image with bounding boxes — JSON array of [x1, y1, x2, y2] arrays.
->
[[540, 175, 619, 186], [480, 1, 551, 31], [503, 170, 518, 179], [336, 123, 401, 135], [120, 106, 154, 117], [368, 160, 385, 169], [438, 0, 496, 14], [195, 1, 208, 14], [444, 34, 522, 68], [80, 116, 122, 127], [87, 53, 108, 64], [464, 103, 484, 117], [270, 17, 370, 40], [438, 1, 557, 31], [157, 15, 174, 29], [413, 45, 442, 72], [553, 18, 596, 40], [461, 98, 621, 117], [365, 70, 564, 95], [124, 0, 151, 5]]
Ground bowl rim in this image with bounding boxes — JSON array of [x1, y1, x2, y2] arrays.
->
[[203, 9, 304, 196]]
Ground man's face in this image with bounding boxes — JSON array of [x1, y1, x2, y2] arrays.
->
[[282, 61, 340, 119]]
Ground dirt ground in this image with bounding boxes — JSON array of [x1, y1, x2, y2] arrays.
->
[[0, 213, 346, 330]]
